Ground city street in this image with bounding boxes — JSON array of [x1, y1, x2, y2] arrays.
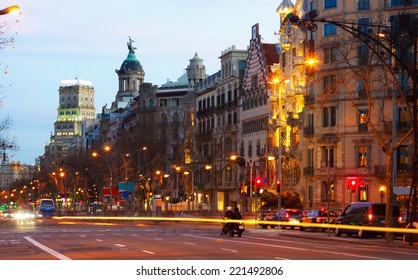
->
[[0, 218, 417, 260]]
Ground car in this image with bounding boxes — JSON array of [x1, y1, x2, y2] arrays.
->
[[0, 209, 16, 219], [334, 202, 401, 239], [257, 210, 277, 229], [278, 209, 304, 229], [299, 209, 338, 231], [400, 211, 418, 228]]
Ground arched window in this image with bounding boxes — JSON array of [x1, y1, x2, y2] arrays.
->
[[172, 112, 180, 126], [225, 164, 232, 182]]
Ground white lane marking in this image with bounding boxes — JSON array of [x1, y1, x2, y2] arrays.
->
[[183, 234, 387, 260], [183, 242, 196, 246], [96, 239, 103, 242], [114, 243, 126, 247], [221, 248, 238, 253], [79, 235, 86, 238], [142, 250, 155, 255], [275, 256, 291, 260], [154, 238, 162, 241], [24, 236, 71, 260]]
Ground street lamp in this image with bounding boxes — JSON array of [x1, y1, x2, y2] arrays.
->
[[92, 152, 113, 213], [230, 154, 275, 227], [0, 5, 20, 16], [379, 185, 386, 203]]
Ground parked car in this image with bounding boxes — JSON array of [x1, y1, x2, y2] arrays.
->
[[258, 210, 277, 229], [334, 202, 401, 239], [278, 209, 304, 229], [400, 211, 418, 228], [299, 209, 338, 231]]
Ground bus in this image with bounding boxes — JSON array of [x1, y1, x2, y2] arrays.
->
[[36, 199, 55, 218]]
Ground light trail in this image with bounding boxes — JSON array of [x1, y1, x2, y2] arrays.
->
[[52, 216, 418, 235]]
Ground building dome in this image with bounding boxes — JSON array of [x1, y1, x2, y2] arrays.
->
[[189, 52, 204, 67], [118, 37, 143, 73]]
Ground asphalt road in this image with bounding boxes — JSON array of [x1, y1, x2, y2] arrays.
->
[[0, 218, 417, 260]]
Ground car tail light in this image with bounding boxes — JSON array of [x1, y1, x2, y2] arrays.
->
[[367, 208, 373, 222], [398, 216, 403, 223], [285, 213, 289, 219]]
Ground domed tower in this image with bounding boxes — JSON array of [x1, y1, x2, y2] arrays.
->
[[186, 52, 206, 90], [276, 0, 294, 22], [114, 37, 145, 109]]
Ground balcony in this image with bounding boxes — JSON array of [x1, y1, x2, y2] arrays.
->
[[358, 123, 368, 132]]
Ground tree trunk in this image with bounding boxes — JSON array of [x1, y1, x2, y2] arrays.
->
[[385, 150, 394, 242]]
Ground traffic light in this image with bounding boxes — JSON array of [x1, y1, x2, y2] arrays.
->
[[276, 179, 281, 193], [349, 179, 357, 193]]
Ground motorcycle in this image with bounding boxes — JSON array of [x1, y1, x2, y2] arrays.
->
[[221, 216, 245, 237]]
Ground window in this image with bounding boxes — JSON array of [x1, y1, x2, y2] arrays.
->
[[357, 146, 369, 167], [397, 145, 409, 171], [358, 108, 368, 132], [321, 146, 334, 167], [323, 107, 329, 127], [324, 0, 337, 9], [357, 44, 369, 65], [321, 181, 335, 202], [358, 184, 368, 201], [248, 141, 253, 158], [358, 108, 368, 124], [357, 0, 370, 10], [256, 139, 261, 156], [323, 75, 336, 94], [323, 106, 336, 127], [225, 165, 232, 182], [398, 106, 409, 130], [324, 23, 337, 37], [357, 18, 370, 40], [324, 47, 336, 63]]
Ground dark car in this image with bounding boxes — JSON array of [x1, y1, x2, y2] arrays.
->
[[258, 210, 277, 229], [278, 209, 304, 229], [334, 202, 401, 239], [299, 209, 338, 231], [400, 211, 418, 228]]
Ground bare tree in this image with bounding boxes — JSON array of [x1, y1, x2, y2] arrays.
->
[[317, 27, 414, 242]]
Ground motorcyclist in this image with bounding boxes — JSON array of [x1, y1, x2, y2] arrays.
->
[[221, 206, 235, 235]]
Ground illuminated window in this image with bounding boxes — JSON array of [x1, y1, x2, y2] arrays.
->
[[358, 184, 368, 201], [357, 146, 369, 167], [397, 145, 409, 171], [321, 181, 335, 202], [358, 108, 368, 124]]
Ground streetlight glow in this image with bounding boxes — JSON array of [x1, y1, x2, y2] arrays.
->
[[0, 5, 20, 16]]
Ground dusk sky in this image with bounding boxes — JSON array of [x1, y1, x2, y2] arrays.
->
[[1, 0, 285, 165]]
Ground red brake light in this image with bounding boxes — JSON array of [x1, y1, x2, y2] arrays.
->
[[399, 216, 403, 223], [368, 213, 373, 221], [285, 213, 289, 219]]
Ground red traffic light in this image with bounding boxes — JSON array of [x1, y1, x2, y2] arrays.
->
[[276, 179, 281, 184], [255, 178, 262, 185]]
